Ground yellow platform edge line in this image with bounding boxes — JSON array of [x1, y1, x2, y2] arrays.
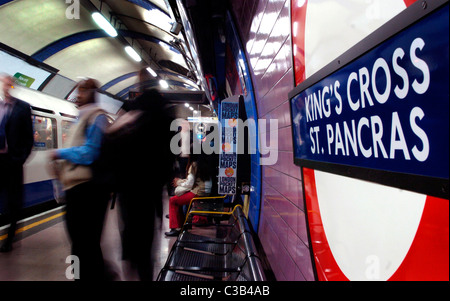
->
[[0, 211, 66, 241]]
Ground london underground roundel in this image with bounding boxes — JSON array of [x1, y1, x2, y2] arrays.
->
[[291, 0, 449, 280]]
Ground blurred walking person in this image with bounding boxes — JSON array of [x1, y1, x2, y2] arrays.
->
[[96, 79, 174, 280], [49, 78, 110, 280]]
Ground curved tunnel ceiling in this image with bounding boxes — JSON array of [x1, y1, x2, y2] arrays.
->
[[0, 0, 204, 101]]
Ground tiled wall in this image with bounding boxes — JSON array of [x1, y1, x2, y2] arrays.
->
[[230, 0, 314, 281]]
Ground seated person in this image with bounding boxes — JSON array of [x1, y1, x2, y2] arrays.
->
[[165, 153, 212, 236]]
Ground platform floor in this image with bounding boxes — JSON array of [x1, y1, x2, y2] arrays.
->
[[0, 190, 177, 281]]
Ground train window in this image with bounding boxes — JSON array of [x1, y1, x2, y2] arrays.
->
[[32, 115, 57, 151], [61, 120, 75, 148]]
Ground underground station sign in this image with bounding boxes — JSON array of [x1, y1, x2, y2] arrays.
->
[[290, 3, 449, 198]]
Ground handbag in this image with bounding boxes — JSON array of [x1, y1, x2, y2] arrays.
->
[[52, 179, 66, 204]]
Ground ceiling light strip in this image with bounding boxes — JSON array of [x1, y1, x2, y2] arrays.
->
[[92, 12, 118, 37]]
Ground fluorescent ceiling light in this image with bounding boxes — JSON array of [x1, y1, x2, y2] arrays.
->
[[184, 103, 190, 107], [189, 107, 194, 111], [125, 46, 142, 62], [159, 79, 169, 89], [92, 12, 118, 37], [146, 67, 158, 78]]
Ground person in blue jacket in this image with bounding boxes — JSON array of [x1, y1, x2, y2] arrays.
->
[[49, 78, 110, 280]]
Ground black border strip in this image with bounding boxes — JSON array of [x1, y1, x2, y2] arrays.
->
[[30, 106, 55, 115], [296, 159, 448, 199], [288, 0, 449, 199]]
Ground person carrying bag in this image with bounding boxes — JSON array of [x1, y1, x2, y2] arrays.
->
[[48, 78, 111, 281]]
